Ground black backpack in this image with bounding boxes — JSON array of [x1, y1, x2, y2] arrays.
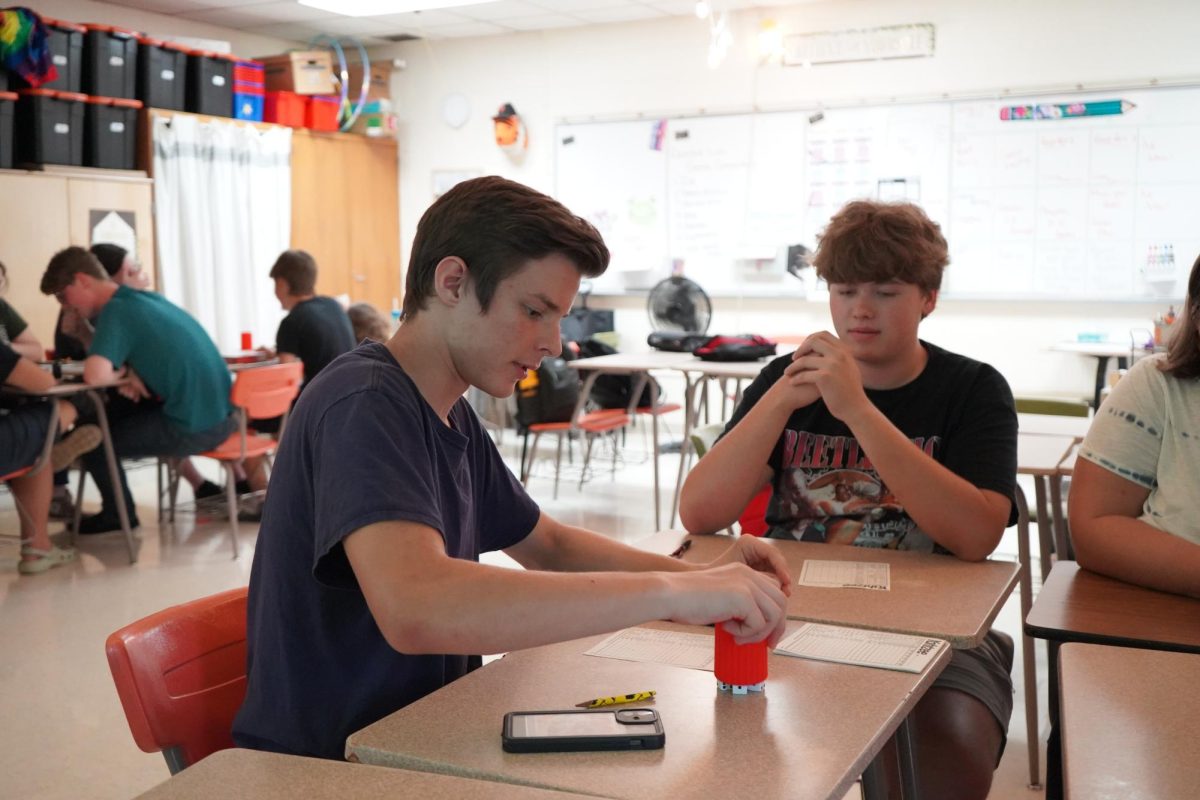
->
[[515, 355, 580, 428], [576, 338, 658, 409]]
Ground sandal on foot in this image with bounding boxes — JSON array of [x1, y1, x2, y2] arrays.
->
[[18, 544, 77, 575]]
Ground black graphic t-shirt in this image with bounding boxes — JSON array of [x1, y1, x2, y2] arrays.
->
[[724, 341, 1017, 553]]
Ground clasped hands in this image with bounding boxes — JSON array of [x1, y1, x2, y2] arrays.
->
[[770, 331, 870, 423]]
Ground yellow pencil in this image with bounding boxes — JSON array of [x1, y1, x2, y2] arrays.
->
[[575, 690, 657, 708]]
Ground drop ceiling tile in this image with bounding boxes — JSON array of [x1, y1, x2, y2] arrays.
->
[[421, 20, 510, 37], [528, 0, 629, 11], [572, 4, 665, 22], [452, 1, 550, 21], [370, 10, 476, 27], [498, 13, 585, 29]]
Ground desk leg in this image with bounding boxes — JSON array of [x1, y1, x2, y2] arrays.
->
[[860, 758, 886, 800], [670, 373, 704, 528], [1048, 475, 1071, 561], [629, 372, 661, 531], [1090, 356, 1108, 411], [1044, 640, 1064, 800], [895, 716, 920, 800], [1014, 486, 1042, 789], [1033, 476, 1054, 583], [87, 390, 137, 564]]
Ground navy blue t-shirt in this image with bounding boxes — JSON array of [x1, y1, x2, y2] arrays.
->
[[233, 341, 541, 759]]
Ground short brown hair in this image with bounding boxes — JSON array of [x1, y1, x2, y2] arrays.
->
[[403, 176, 609, 319], [269, 249, 318, 296], [347, 302, 389, 343], [812, 200, 948, 293], [1161, 253, 1200, 380], [40, 246, 109, 295]]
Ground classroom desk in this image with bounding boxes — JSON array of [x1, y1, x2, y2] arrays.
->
[[346, 621, 951, 800], [1016, 412, 1090, 440], [1048, 340, 1160, 410], [1026, 561, 1200, 799], [1026, 561, 1200, 653], [1058, 644, 1200, 800], [639, 531, 1018, 649], [667, 357, 773, 526], [4, 376, 138, 562], [135, 748, 594, 800], [568, 351, 695, 529]]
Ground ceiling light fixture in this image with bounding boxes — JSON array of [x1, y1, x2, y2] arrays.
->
[[694, 0, 710, 20], [298, 0, 498, 16]]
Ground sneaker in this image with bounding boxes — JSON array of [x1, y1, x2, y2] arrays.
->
[[77, 512, 140, 535], [18, 543, 77, 575], [194, 480, 225, 500], [48, 487, 76, 520], [50, 425, 104, 472]]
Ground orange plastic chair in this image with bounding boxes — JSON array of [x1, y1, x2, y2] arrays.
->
[[162, 361, 303, 558], [520, 410, 632, 498], [105, 586, 248, 774]]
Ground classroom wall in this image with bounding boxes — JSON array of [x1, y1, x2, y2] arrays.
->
[[25, 0, 302, 57], [370, 0, 1197, 399]]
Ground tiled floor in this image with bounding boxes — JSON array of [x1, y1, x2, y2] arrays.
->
[[0, 432, 1050, 799]]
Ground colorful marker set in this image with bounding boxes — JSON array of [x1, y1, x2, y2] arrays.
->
[[999, 99, 1135, 121]]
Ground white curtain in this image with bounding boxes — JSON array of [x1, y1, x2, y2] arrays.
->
[[153, 114, 291, 352]]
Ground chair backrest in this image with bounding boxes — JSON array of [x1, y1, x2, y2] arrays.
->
[[105, 586, 249, 774], [230, 361, 304, 422], [688, 423, 727, 460], [1014, 396, 1090, 417]]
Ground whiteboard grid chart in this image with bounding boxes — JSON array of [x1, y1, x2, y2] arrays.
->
[[555, 85, 1199, 301]]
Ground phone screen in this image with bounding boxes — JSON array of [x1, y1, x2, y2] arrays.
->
[[511, 711, 627, 738]]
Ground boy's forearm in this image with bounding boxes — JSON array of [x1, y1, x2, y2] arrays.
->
[[378, 561, 678, 654], [843, 404, 1004, 559], [517, 522, 696, 574], [680, 399, 786, 532]]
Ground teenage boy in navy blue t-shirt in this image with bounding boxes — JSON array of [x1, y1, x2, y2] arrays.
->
[[233, 176, 793, 760]]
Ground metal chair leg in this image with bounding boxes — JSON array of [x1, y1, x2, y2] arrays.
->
[[1014, 486, 1043, 788], [225, 465, 239, 560], [578, 434, 597, 490], [552, 434, 563, 500]]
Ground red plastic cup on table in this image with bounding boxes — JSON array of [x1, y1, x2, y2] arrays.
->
[[241, 331, 253, 350], [714, 623, 768, 694]]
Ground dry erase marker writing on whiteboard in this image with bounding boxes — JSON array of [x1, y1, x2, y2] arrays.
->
[[575, 690, 656, 708]]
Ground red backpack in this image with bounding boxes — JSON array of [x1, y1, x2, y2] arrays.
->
[[692, 334, 777, 362]]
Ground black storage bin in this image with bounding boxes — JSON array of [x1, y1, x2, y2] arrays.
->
[[0, 91, 16, 169], [137, 37, 188, 110], [83, 24, 138, 100], [84, 96, 142, 169], [186, 51, 234, 117], [15, 89, 86, 166], [15, 17, 85, 93]]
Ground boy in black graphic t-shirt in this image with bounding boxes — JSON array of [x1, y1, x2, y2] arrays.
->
[[681, 200, 1017, 800]]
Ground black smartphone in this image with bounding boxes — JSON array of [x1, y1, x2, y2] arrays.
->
[[501, 708, 665, 753]]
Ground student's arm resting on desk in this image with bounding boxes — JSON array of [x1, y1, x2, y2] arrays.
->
[[1068, 459, 1200, 598], [343, 516, 790, 654], [790, 334, 1010, 561], [83, 355, 150, 400], [4, 355, 57, 392], [680, 362, 818, 533], [9, 328, 43, 361]]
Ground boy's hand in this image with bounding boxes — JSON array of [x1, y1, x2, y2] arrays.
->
[[664, 563, 789, 647], [788, 332, 871, 424], [768, 358, 821, 413], [708, 535, 792, 596]]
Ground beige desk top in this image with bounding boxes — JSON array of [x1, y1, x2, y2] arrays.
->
[[1060, 643, 1200, 800], [136, 748, 592, 799], [1016, 432, 1077, 476], [347, 622, 949, 800], [1025, 561, 1200, 652], [1016, 412, 1090, 440], [639, 531, 1018, 649], [568, 351, 696, 373]]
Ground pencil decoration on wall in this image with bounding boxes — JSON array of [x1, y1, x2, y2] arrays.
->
[[1000, 99, 1135, 121]]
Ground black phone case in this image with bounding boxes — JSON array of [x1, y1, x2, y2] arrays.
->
[[501, 709, 665, 753]]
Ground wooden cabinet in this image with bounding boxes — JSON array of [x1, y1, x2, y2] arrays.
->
[[0, 168, 154, 346], [290, 131, 401, 314]]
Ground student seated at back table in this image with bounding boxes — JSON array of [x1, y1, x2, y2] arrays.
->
[[39, 247, 237, 534], [1069, 252, 1200, 599], [224, 249, 356, 500], [1, 338, 104, 574], [347, 301, 390, 343], [0, 260, 44, 361], [232, 176, 793, 760], [680, 200, 1018, 800]]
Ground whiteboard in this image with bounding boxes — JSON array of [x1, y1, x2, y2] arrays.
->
[[554, 85, 1200, 300]]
